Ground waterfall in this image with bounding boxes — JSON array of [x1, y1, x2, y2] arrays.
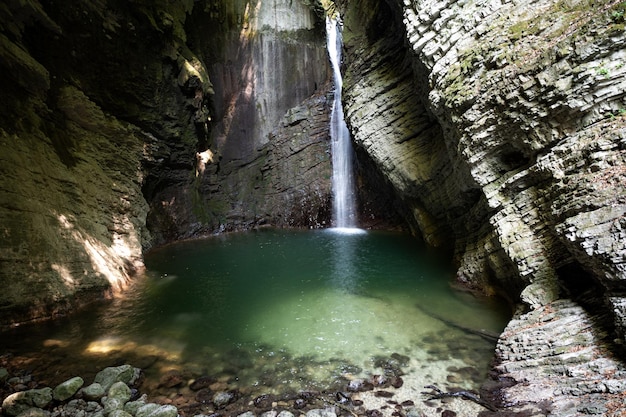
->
[[326, 16, 358, 230]]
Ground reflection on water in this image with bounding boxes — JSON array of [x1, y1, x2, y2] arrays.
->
[[329, 228, 365, 293], [0, 229, 510, 399]]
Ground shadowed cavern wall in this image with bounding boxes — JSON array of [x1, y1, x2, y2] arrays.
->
[[336, 0, 626, 414], [1, 0, 401, 327], [0, 0, 401, 327]]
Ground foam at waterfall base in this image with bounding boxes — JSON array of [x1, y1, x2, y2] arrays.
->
[[327, 227, 367, 235]]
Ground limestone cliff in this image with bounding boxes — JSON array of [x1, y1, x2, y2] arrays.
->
[[337, 0, 626, 413]]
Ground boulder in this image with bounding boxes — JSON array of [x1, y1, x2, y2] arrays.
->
[[81, 383, 106, 401], [102, 397, 125, 415], [124, 394, 148, 415], [2, 388, 53, 416], [108, 381, 132, 403], [93, 365, 139, 392], [53, 376, 84, 401]]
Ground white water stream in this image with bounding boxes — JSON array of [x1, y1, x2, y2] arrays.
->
[[327, 16, 358, 229]]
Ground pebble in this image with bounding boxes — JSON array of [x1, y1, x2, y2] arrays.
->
[[0, 368, 9, 383], [212, 390, 235, 408]]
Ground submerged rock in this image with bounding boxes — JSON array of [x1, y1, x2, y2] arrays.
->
[[194, 388, 212, 404], [135, 403, 178, 417], [212, 391, 235, 408], [252, 394, 275, 409], [157, 370, 184, 389], [189, 376, 214, 391], [346, 379, 372, 392], [0, 368, 8, 384]]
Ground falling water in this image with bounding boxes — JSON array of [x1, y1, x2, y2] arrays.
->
[[327, 16, 358, 229]]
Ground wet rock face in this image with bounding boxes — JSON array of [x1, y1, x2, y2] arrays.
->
[[148, 88, 335, 240], [194, 0, 328, 158], [0, 0, 203, 326], [142, 0, 342, 244]]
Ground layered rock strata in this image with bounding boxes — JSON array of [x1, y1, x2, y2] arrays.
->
[[486, 299, 626, 416], [341, 0, 626, 309], [337, 0, 626, 414]]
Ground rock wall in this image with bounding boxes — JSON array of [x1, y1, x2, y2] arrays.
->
[[339, 0, 626, 319], [0, 0, 355, 326], [0, 0, 178, 325], [337, 0, 626, 413], [145, 0, 336, 242], [145, 0, 405, 242]]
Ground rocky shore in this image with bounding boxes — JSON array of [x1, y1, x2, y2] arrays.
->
[[0, 354, 492, 417], [0, 364, 178, 417]]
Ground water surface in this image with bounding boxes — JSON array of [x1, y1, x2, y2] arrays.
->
[[1, 229, 510, 400]]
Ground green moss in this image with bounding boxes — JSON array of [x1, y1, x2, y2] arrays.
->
[[191, 183, 228, 226], [509, 20, 541, 41], [441, 45, 489, 109]]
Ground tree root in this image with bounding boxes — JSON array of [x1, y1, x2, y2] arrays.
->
[[414, 304, 500, 343], [311, 392, 359, 417], [422, 385, 498, 412]]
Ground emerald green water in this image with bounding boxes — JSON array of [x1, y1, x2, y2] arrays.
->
[[1, 229, 510, 399]]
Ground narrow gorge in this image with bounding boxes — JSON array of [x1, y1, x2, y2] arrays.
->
[[1, 0, 625, 416]]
